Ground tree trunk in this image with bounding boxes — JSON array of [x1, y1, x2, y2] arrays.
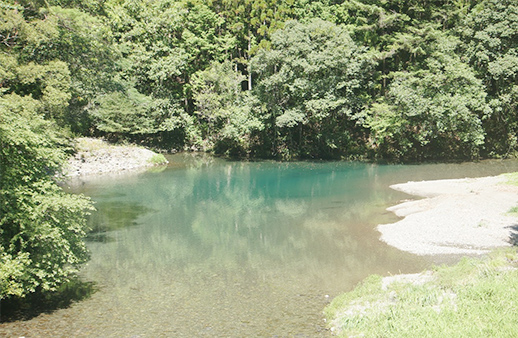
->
[[248, 33, 252, 91]]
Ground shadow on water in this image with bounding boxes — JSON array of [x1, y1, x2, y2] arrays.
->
[[87, 201, 154, 242], [0, 277, 97, 323]]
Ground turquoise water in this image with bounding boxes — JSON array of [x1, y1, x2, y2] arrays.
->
[[3, 155, 518, 336]]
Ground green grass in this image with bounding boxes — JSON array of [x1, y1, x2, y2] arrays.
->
[[503, 172, 518, 186], [325, 248, 518, 337], [326, 172, 518, 336], [75, 137, 110, 152], [147, 153, 168, 165], [503, 172, 518, 215], [507, 206, 518, 216]]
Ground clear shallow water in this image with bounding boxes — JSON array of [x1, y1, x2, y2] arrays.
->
[[3, 155, 518, 337]]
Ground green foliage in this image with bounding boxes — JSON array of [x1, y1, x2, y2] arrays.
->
[[460, 0, 518, 156], [105, 0, 233, 95], [462, 0, 518, 90], [0, 93, 93, 299], [1, 3, 95, 296], [0, 250, 31, 298], [191, 60, 263, 155], [147, 153, 168, 165], [364, 33, 489, 160], [87, 87, 185, 136], [2, 0, 518, 160], [0, 1, 116, 133], [252, 19, 373, 159], [326, 248, 518, 337], [41, 6, 116, 103]]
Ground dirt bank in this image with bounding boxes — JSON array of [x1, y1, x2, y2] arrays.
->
[[378, 175, 518, 255]]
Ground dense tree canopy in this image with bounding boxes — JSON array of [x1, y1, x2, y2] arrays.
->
[[1, 1, 93, 298], [0, 93, 93, 299], [365, 29, 490, 160], [460, 0, 518, 156], [4, 0, 514, 161], [252, 19, 373, 158]]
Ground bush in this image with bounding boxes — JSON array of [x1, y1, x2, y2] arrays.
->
[[0, 94, 93, 299]]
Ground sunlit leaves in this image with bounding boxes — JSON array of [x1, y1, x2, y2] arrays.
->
[[0, 94, 93, 299], [191, 60, 263, 155], [1, 5, 94, 298], [87, 87, 185, 136], [3, 0, 518, 161], [0, 249, 31, 298], [105, 0, 233, 95], [365, 33, 489, 160], [253, 19, 372, 158], [460, 0, 518, 155]]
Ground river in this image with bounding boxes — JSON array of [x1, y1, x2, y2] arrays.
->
[[2, 155, 518, 337]]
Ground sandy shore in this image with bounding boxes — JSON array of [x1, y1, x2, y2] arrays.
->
[[378, 175, 518, 255], [65, 138, 168, 177]]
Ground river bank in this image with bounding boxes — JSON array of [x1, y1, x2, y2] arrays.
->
[[65, 137, 168, 177], [326, 174, 518, 335], [325, 247, 518, 336]]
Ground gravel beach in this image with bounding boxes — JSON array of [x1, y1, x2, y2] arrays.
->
[[378, 175, 518, 255], [65, 137, 168, 177]]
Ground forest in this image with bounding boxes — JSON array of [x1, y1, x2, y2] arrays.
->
[[2, 0, 518, 161], [1, 0, 517, 298]]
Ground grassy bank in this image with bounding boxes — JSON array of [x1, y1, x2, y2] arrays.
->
[[325, 248, 518, 337]]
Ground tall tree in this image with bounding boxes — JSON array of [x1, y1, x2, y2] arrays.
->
[[0, 94, 93, 299], [191, 60, 263, 156], [252, 19, 373, 159], [460, 0, 518, 156], [1, 1, 93, 299], [93, 0, 237, 146], [208, 0, 295, 90], [364, 31, 490, 160]]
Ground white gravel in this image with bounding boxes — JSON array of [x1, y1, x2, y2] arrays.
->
[[378, 175, 518, 255]]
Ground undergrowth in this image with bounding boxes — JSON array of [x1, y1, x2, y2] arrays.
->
[[325, 248, 518, 337]]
